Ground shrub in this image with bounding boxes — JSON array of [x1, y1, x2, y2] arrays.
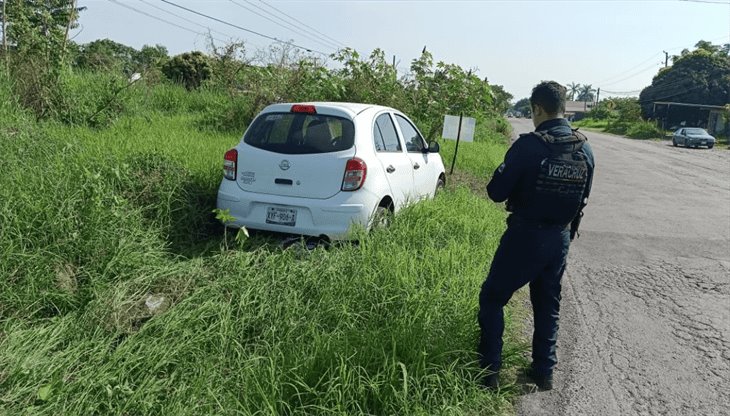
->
[[162, 51, 212, 90], [605, 120, 631, 135], [52, 70, 140, 128], [626, 121, 663, 140], [195, 93, 256, 134]]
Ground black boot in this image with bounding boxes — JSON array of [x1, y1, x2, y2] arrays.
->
[[525, 369, 553, 391], [481, 371, 500, 390]]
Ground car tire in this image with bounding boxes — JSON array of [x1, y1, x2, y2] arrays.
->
[[435, 176, 445, 195], [672, 139, 677, 147], [372, 205, 393, 230], [708, 144, 714, 149]]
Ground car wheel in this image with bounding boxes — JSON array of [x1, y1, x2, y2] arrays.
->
[[708, 143, 714, 149], [435, 177, 445, 195], [672, 139, 677, 147], [372, 205, 393, 230]]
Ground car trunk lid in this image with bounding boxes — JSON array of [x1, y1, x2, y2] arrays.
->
[[235, 109, 357, 200]]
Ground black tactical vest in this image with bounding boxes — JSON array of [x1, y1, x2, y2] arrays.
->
[[532, 130, 589, 224]]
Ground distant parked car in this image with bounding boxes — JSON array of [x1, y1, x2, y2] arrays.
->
[[216, 102, 446, 240], [672, 127, 716, 149]]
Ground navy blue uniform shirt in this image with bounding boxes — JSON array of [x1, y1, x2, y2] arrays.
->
[[487, 118, 595, 225]]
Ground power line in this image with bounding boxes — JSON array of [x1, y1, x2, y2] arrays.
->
[[159, 0, 329, 56], [229, 0, 339, 51], [600, 62, 663, 87], [593, 52, 662, 84], [679, 0, 730, 4], [594, 35, 730, 90], [242, 0, 342, 49], [138, 0, 237, 41], [108, 0, 228, 44], [256, 0, 347, 49]]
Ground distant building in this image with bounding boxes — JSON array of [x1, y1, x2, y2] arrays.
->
[[564, 100, 594, 121], [652, 101, 728, 135]]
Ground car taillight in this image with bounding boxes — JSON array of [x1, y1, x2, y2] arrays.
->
[[342, 158, 367, 191], [291, 104, 317, 114], [224, 149, 237, 180]]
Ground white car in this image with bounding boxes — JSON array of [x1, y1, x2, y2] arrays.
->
[[216, 102, 446, 240]]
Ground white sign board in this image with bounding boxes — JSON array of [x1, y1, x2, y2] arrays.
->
[[441, 115, 476, 142]]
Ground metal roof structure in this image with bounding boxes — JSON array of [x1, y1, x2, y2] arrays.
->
[[652, 101, 727, 111]]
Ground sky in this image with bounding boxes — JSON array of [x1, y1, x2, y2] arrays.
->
[[72, 0, 730, 101]]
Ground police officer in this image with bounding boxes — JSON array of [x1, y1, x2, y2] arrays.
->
[[478, 81, 595, 390]]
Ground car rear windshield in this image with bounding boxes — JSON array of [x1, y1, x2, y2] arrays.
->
[[244, 112, 355, 154], [685, 128, 708, 135]]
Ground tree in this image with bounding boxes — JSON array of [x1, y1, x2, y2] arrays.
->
[[3, 0, 85, 116], [577, 84, 596, 102], [490, 84, 513, 114], [75, 38, 138, 74], [403, 49, 494, 141], [567, 82, 581, 101], [513, 97, 531, 116], [136, 44, 168, 71], [162, 51, 212, 90], [640, 40, 730, 119]]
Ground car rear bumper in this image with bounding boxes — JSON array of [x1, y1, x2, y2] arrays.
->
[[216, 179, 380, 240], [686, 138, 715, 147]]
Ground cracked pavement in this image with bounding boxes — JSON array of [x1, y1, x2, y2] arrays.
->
[[507, 119, 730, 416]]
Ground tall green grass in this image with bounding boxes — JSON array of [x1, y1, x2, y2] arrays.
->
[[0, 73, 524, 415]]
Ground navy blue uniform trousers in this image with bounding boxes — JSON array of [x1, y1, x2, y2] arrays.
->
[[478, 218, 570, 375]]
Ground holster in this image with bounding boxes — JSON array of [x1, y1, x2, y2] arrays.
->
[[570, 211, 583, 241]]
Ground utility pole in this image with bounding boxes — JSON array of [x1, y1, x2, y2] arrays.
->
[[663, 50, 669, 68], [595, 88, 600, 107]]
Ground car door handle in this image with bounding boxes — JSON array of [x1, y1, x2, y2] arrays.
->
[[413, 163, 420, 170], [386, 165, 396, 173]]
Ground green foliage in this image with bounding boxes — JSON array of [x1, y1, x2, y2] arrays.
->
[[162, 51, 212, 90], [0, 77, 519, 412], [404, 49, 495, 141], [625, 120, 662, 140], [577, 84, 596, 102], [566, 82, 581, 101], [52, 70, 140, 128], [512, 97, 531, 116], [333, 48, 402, 107], [490, 84, 514, 114], [588, 98, 641, 122], [3, 0, 83, 117], [587, 102, 612, 120], [75, 38, 139, 74], [640, 40, 730, 118]]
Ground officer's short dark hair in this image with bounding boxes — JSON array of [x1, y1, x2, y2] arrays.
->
[[530, 81, 567, 115]]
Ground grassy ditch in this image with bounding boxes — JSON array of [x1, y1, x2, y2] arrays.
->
[[574, 118, 665, 140], [0, 78, 526, 414]]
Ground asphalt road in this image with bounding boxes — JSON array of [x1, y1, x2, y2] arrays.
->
[[506, 118, 730, 416]]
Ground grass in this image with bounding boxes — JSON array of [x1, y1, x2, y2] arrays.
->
[[0, 75, 527, 415], [574, 118, 666, 140]]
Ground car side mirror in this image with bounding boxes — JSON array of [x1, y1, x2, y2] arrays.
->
[[427, 141, 440, 153]]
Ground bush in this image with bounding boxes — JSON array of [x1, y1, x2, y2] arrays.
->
[[626, 121, 663, 140], [605, 120, 631, 135], [162, 51, 212, 90], [195, 93, 256, 134], [52, 71, 141, 128]]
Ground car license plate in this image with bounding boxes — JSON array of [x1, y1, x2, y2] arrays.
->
[[266, 207, 297, 226]]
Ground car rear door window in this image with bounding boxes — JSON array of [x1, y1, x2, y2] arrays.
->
[[395, 115, 426, 153], [375, 114, 402, 152], [244, 113, 355, 154]]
